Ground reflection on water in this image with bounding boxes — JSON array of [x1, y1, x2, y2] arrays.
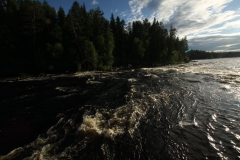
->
[[1, 58, 240, 159]]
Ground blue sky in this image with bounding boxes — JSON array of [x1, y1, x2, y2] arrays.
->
[[45, 0, 240, 52]]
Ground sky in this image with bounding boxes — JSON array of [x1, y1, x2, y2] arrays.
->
[[45, 0, 240, 52]]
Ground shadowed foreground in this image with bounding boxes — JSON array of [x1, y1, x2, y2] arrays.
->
[[1, 59, 240, 159], [0, 71, 134, 157]]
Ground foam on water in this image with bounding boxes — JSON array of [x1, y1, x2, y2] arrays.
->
[[1, 73, 160, 159], [78, 94, 156, 139], [178, 117, 198, 128], [147, 58, 240, 86], [2, 58, 240, 159], [79, 108, 126, 138], [86, 80, 102, 84], [179, 121, 194, 127], [128, 78, 137, 82]]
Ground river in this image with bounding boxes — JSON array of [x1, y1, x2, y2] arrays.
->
[[1, 58, 240, 159]]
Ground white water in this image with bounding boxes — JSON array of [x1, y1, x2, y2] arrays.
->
[[1, 58, 240, 159]]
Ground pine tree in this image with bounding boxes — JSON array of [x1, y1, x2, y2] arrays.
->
[[66, 1, 83, 69], [110, 13, 116, 35], [0, 0, 190, 75], [103, 23, 114, 69], [82, 40, 97, 70], [57, 6, 65, 29], [5, 0, 18, 54], [142, 18, 150, 63], [133, 37, 145, 64], [168, 24, 177, 54], [112, 15, 126, 65], [149, 18, 161, 63], [0, 0, 7, 75], [89, 7, 114, 70]]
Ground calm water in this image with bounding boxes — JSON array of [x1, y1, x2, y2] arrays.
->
[[2, 58, 240, 159]]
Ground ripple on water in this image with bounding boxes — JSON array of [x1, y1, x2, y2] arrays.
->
[[2, 58, 240, 159], [212, 114, 218, 122]]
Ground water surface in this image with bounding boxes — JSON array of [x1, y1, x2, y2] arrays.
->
[[1, 58, 240, 159]]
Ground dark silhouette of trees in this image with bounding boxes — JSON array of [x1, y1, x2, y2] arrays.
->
[[0, 0, 200, 77], [188, 50, 240, 60]]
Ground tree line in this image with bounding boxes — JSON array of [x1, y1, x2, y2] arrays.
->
[[189, 50, 240, 60], [0, 0, 189, 76]]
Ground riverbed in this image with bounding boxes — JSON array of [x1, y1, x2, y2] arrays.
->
[[1, 58, 240, 159]]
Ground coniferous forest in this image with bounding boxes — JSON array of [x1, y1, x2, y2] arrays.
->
[[188, 50, 240, 60], [0, 0, 189, 76]]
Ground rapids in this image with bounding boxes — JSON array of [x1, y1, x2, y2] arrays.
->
[[1, 58, 240, 159]]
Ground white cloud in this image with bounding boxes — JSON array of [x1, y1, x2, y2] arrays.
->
[[188, 33, 240, 52], [126, 0, 240, 51], [120, 11, 129, 18], [92, 0, 99, 5], [202, 19, 240, 34], [128, 0, 238, 35], [237, 8, 240, 13], [111, 9, 118, 13], [127, 0, 150, 21]]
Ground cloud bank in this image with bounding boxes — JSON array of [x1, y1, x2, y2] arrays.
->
[[188, 33, 240, 52], [124, 0, 240, 51]]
